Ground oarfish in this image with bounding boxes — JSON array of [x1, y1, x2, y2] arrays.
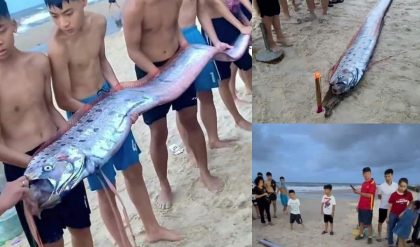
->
[[329, 0, 393, 94], [23, 35, 250, 212]]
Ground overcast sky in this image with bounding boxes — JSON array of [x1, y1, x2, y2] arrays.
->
[[253, 124, 420, 184]]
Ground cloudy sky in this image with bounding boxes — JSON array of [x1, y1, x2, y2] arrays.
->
[[253, 124, 420, 184]]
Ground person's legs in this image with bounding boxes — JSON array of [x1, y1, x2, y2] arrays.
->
[[261, 16, 280, 52], [68, 228, 93, 247], [412, 216, 420, 242], [280, 0, 291, 19], [265, 203, 272, 223], [176, 106, 224, 192], [149, 117, 173, 207], [388, 213, 399, 245], [273, 15, 291, 46], [321, 0, 329, 15], [122, 165, 182, 242], [197, 91, 235, 149], [272, 200, 277, 217], [331, 222, 334, 233], [44, 240, 64, 247], [304, 0, 317, 21], [97, 189, 132, 247], [218, 78, 251, 131], [258, 204, 266, 223], [254, 204, 261, 218]]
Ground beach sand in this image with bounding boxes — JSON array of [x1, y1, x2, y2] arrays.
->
[[253, 0, 420, 123], [252, 191, 419, 247], [4, 1, 252, 246]]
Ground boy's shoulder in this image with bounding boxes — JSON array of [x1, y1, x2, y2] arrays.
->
[[86, 11, 107, 28], [19, 52, 49, 69]]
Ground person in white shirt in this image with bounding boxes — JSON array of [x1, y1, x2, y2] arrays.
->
[[376, 169, 398, 242], [321, 184, 336, 235], [288, 190, 304, 230]]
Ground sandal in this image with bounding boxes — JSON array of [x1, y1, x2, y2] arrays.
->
[[322, 231, 328, 234], [330, 231, 334, 235]]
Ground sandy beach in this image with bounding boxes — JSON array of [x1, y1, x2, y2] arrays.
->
[[253, 0, 420, 123], [3, 1, 252, 246], [252, 190, 419, 247]]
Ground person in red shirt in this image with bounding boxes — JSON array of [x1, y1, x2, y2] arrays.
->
[[352, 167, 376, 244], [387, 178, 413, 246]]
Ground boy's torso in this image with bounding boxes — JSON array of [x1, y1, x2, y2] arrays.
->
[[0, 52, 57, 153], [288, 198, 300, 214], [137, 0, 182, 62], [379, 182, 398, 209], [52, 12, 106, 100]]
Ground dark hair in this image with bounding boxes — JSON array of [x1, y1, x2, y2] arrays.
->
[[288, 190, 295, 194], [280, 176, 285, 180], [398, 177, 408, 185], [362, 167, 371, 173], [254, 176, 264, 186], [0, 0, 10, 20], [324, 184, 332, 190], [266, 172, 272, 176], [384, 169, 393, 175], [257, 172, 263, 177], [413, 200, 420, 210], [44, 0, 77, 9]]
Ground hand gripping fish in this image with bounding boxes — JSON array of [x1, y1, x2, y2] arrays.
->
[[23, 35, 250, 213], [322, 0, 393, 117]]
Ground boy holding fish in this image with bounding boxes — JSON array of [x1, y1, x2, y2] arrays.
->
[[0, 1, 94, 246], [45, 0, 181, 245], [123, 0, 224, 210]]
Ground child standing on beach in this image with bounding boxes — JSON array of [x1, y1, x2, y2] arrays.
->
[[321, 184, 336, 235], [387, 178, 413, 247], [46, 0, 181, 245], [0, 1, 93, 246], [288, 190, 304, 230], [253, 176, 273, 225], [265, 172, 278, 217], [278, 176, 289, 212], [393, 200, 420, 247], [377, 169, 398, 242]]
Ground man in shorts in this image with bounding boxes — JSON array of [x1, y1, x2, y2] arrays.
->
[[376, 168, 397, 242], [352, 167, 376, 244], [265, 172, 278, 217]]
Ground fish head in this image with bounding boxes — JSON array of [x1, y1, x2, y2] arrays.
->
[[24, 146, 87, 212], [330, 68, 358, 94]]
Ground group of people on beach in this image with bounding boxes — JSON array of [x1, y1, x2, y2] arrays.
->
[[254, 0, 344, 52], [352, 167, 420, 247], [253, 168, 420, 247], [0, 0, 252, 246]]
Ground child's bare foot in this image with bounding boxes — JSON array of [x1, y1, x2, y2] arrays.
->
[[276, 38, 292, 47], [209, 139, 237, 149], [303, 13, 317, 22], [145, 226, 183, 243], [200, 173, 224, 192], [236, 119, 252, 131], [318, 15, 329, 23], [269, 44, 283, 52], [157, 186, 173, 209]]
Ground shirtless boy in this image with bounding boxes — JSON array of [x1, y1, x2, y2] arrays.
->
[[178, 0, 234, 149], [265, 172, 278, 217], [278, 176, 288, 212], [198, 0, 252, 131], [123, 0, 224, 209], [0, 1, 93, 246], [45, 0, 181, 245]]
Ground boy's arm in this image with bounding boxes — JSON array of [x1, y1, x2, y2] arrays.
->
[[177, 29, 189, 49], [41, 56, 68, 132], [239, 0, 252, 13], [197, 0, 232, 51], [208, 0, 251, 34], [320, 203, 324, 215], [122, 2, 159, 77], [98, 17, 119, 88], [332, 205, 336, 217], [48, 43, 85, 113]]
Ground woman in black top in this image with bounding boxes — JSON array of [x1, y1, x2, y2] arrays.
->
[[253, 177, 272, 224]]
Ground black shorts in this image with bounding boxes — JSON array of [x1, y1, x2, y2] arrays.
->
[[135, 54, 197, 125], [210, 18, 252, 80], [324, 214, 334, 223], [4, 145, 91, 244], [290, 214, 303, 224], [378, 208, 388, 223], [256, 0, 280, 17], [109, 0, 116, 3], [358, 209, 373, 226], [269, 193, 277, 201]]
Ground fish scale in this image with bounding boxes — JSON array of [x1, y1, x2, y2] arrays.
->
[[329, 0, 393, 94], [24, 35, 251, 210]]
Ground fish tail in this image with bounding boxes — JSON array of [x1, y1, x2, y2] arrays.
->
[[98, 170, 136, 245], [23, 201, 44, 247]]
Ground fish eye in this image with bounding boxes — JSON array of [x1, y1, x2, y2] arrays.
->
[[43, 165, 54, 172]]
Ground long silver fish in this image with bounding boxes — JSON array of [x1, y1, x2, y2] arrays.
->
[[24, 35, 250, 212], [329, 0, 393, 94]]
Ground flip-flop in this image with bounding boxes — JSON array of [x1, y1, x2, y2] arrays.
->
[[330, 231, 334, 235], [322, 231, 328, 234], [169, 144, 184, 155]]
